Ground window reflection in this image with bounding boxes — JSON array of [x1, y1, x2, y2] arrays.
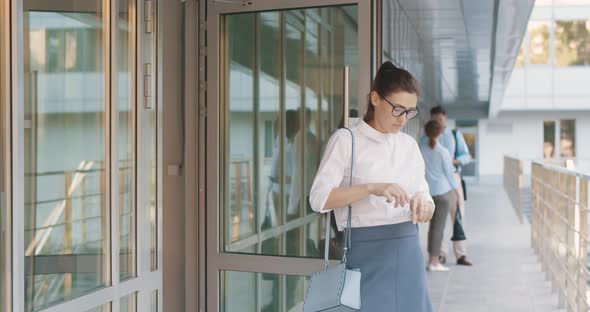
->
[[23, 3, 108, 310], [223, 5, 358, 275], [554, 20, 590, 66], [544, 121, 556, 159], [560, 120, 576, 158], [223, 11, 359, 312], [528, 21, 550, 65]]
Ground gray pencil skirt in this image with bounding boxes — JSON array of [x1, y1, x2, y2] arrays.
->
[[346, 222, 433, 312]]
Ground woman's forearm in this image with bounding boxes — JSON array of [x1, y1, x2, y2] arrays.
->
[[323, 184, 373, 210]]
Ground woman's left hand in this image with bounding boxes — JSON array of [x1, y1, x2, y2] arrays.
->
[[410, 193, 434, 224]]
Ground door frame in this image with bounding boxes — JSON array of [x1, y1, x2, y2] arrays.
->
[[201, 0, 375, 311]]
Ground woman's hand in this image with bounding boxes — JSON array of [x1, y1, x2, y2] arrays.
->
[[367, 183, 410, 208], [410, 193, 434, 224]]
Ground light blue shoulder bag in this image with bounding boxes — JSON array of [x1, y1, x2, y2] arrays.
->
[[303, 128, 361, 312]]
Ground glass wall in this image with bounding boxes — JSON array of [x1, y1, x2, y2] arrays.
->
[[224, 5, 357, 257], [23, 1, 109, 310], [519, 18, 590, 67], [20, 0, 146, 310], [222, 5, 358, 311], [543, 120, 576, 159]]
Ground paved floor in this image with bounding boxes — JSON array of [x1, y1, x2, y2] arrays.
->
[[420, 178, 564, 312]]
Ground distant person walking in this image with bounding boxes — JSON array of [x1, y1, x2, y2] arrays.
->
[[422, 106, 473, 266]]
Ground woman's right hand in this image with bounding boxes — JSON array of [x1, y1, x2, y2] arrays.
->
[[367, 183, 410, 208]]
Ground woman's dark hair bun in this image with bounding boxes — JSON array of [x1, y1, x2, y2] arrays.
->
[[380, 61, 398, 71], [363, 61, 420, 122]]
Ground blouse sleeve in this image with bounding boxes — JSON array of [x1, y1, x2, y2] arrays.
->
[[411, 140, 435, 209], [308, 130, 351, 214]]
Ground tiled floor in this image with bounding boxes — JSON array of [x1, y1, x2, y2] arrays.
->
[[420, 178, 564, 312]]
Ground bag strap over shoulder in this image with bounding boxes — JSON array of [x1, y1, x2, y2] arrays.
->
[[323, 128, 355, 268]]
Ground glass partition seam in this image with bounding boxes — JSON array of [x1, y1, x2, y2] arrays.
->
[[220, 14, 229, 253], [110, 0, 121, 291], [104, 0, 114, 289]]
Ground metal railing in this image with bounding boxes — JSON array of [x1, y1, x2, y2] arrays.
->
[[25, 160, 134, 308], [503, 155, 525, 222], [531, 161, 590, 312]]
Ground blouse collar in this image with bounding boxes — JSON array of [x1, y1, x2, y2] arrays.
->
[[357, 119, 397, 142]]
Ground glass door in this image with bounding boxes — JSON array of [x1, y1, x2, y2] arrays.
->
[[205, 1, 371, 311]]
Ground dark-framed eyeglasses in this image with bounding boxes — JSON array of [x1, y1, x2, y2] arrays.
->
[[378, 93, 419, 119]]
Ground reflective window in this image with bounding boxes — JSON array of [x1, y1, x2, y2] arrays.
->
[[560, 120, 576, 158], [23, 2, 108, 310], [544, 121, 556, 159], [528, 21, 550, 65], [554, 20, 590, 66], [223, 6, 358, 258]]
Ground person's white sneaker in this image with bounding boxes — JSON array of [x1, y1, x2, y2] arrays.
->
[[427, 263, 450, 272]]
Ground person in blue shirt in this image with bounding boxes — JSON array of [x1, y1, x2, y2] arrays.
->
[[420, 120, 460, 271], [420, 106, 473, 266]]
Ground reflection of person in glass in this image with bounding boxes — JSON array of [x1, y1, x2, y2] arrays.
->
[[268, 110, 299, 216], [544, 141, 555, 159], [262, 109, 300, 312], [287, 107, 320, 220], [310, 62, 435, 311]]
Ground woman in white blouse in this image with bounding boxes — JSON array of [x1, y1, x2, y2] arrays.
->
[[309, 61, 435, 311]]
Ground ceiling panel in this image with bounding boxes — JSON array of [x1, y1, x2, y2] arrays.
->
[[384, 0, 534, 118]]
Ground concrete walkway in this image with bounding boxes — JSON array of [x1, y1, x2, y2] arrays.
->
[[420, 178, 563, 312]]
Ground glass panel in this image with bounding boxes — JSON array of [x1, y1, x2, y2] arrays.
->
[[544, 121, 556, 159], [222, 271, 308, 312], [223, 6, 358, 258], [560, 120, 576, 158], [120, 292, 137, 312], [118, 0, 136, 281], [260, 12, 282, 258], [554, 20, 590, 67], [226, 13, 256, 242], [86, 303, 110, 312], [23, 2, 108, 310], [528, 21, 550, 65]]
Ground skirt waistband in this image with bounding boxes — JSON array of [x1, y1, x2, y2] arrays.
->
[[349, 222, 418, 242]]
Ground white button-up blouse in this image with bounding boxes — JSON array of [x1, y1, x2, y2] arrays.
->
[[309, 119, 435, 231]]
